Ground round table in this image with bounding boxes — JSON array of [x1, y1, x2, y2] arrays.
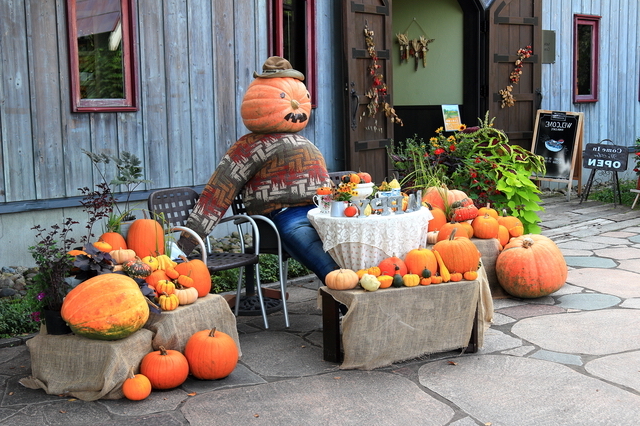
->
[[308, 207, 433, 270]]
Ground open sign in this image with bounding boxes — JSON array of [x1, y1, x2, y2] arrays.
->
[[582, 143, 628, 172]]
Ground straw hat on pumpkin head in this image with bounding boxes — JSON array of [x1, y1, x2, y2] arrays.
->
[[241, 56, 311, 133]]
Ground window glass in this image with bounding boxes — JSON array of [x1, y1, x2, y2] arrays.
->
[[574, 15, 599, 103]]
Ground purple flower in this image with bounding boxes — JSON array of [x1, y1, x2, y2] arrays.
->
[[30, 311, 41, 322], [37, 292, 46, 301]]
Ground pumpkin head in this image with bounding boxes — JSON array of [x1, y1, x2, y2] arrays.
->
[[496, 234, 567, 298], [140, 346, 189, 390], [184, 327, 239, 380], [61, 273, 150, 340], [241, 77, 311, 133]]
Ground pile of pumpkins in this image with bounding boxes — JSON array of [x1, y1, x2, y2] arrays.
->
[[62, 218, 213, 341], [123, 326, 239, 401], [327, 186, 568, 299]]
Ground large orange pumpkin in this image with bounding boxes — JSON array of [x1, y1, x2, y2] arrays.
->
[[61, 274, 149, 340], [432, 229, 481, 274], [437, 221, 471, 242], [404, 248, 437, 276], [427, 206, 447, 232], [422, 187, 453, 211], [240, 77, 311, 134], [496, 234, 567, 298], [126, 219, 165, 258], [174, 258, 212, 297], [140, 346, 189, 390], [184, 327, 239, 380]]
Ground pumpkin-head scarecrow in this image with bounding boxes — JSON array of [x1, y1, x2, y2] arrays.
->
[[177, 58, 337, 284]]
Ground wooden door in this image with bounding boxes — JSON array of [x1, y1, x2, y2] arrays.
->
[[342, 0, 394, 183], [487, 0, 542, 149]]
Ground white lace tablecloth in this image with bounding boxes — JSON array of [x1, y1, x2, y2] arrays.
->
[[308, 207, 432, 270]]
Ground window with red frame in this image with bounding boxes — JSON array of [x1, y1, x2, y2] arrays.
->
[[270, 0, 316, 107], [573, 14, 600, 103], [66, 0, 138, 112]]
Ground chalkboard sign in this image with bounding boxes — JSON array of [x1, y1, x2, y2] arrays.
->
[[582, 141, 628, 172], [531, 110, 584, 180]]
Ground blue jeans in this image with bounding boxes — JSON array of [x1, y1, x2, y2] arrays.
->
[[269, 205, 338, 284]]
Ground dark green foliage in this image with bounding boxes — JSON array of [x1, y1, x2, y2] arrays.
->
[[588, 179, 638, 205], [0, 298, 40, 339]]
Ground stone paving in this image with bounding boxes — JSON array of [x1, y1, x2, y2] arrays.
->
[[1, 193, 640, 425]]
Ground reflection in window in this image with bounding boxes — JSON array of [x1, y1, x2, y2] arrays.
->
[[573, 14, 599, 103], [67, 0, 138, 112]]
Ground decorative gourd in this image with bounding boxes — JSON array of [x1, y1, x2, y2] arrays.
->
[[367, 266, 381, 277], [432, 229, 481, 274], [155, 254, 177, 270], [356, 269, 368, 279], [177, 274, 194, 288], [165, 267, 180, 280], [426, 231, 439, 245], [404, 248, 437, 276], [420, 268, 432, 285], [316, 186, 332, 195], [109, 248, 137, 264], [92, 240, 112, 252], [140, 346, 189, 390], [155, 280, 176, 295], [126, 219, 165, 258], [402, 273, 420, 287], [378, 256, 407, 277], [99, 232, 128, 250], [430, 275, 443, 284], [392, 268, 404, 288], [359, 273, 381, 292], [497, 224, 510, 247], [184, 327, 239, 380], [325, 269, 359, 290], [496, 234, 567, 298], [174, 285, 199, 305], [377, 275, 393, 289], [158, 292, 179, 311], [463, 270, 479, 281], [240, 77, 311, 134], [471, 213, 500, 239], [61, 274, 149, 340], [452, 204, 479, 222], [145, 269, 169, 288], [174, 257, 212, 297], [122, 257, 153, 279], [432, 250, 451, 282], [449, 272, 463, 282], [141, 256, 160, 272], [122, 367, 152, 401]]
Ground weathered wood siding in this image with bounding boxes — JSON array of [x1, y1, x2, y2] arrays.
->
[[0, 0, 344, 207], [541, 0, 640, 179]]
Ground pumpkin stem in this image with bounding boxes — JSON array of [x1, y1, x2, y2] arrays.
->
[[127, 366, 136, 380], [448, 227, 458, 240], [290, 99, 300, 109], [159, 346, 168, 356], [522, 237, 534, 248], [208, 327, 217, 337]]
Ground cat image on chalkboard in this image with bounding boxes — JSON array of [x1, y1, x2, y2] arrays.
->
[[545, 138, 565, 152]]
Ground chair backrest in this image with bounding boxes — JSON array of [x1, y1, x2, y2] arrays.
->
[[328, 171, 355, 187], [148, 187, 199, 227]]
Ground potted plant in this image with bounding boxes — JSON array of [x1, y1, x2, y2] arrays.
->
[[83, 150, 150, 234]]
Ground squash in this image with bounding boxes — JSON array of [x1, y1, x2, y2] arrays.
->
[[141, 256, 160, 272], [140, 346, 189, 390], [432, 229, 481, 274], [158, 292, 179, 311], [92, 240, 112, 252], [497, 209, 525, 238], [240, 76, 311, 134], [420, 268, 432, 285], [145, 269, 169, 288], [155, 279, 176, 295], [449, 272, 463, 282], [359, 273, 381, 292], [392, 270, 404, 288], [175, 284, 199, 305], [122, 257, 153, 279], [126, 219, 165, 258], [432, 249, 451, 282], [122, 367, 152, 401], [471, 213, 500, 239], [184, 327, 239, 380], [463, 270, 479, 281], [367, 266, 381, 277], [426, 206, 448, 232], [174, 257, 212, 297], [402, 273, 420, 287], [437, 221, 470, 242], [477, 203, 499, 219], [109, 248, 137, 264], [377, 275, 393, 289], [61, 274, 149, 340], [325, 269, 359, 290], [496, 234, 567, 298], [430, 275, 444, 284]]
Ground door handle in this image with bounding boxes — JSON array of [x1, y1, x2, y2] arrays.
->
[[535, 88, 543, 110], [350, 82, 358, 130]]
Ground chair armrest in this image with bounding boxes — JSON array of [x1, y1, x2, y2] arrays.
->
[[169, 226, 207, 263], [217, 214, 261, 256]]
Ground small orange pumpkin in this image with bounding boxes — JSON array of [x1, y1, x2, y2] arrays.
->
[[184, 327, 239, 380], [432, 228, 481, 274], [377, 275, 393, 289], [463, 270, 479, 281], [174, 257, 211, 297], [140, 346, 189, 390], [430, 275, 444, 284], [99, 232, 128, 250], [471, 213, 500, 239], [122, 367, 152, 401]]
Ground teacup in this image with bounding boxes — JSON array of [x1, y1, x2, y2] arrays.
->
[[313, 194, 331, 214]]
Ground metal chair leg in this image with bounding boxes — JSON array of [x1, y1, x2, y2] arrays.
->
[[279, 258, 290, 328], [254, 264, 269, 329]]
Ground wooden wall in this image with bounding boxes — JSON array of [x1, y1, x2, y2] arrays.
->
[[0, 0, 344, 209], [541, 0, 640, 180]]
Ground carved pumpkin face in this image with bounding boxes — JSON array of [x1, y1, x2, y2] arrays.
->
[[241, 77, 311, 134]]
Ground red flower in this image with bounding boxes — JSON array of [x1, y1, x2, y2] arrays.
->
[[449, 144, 456, 152], [434, 148, 445, 155]]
